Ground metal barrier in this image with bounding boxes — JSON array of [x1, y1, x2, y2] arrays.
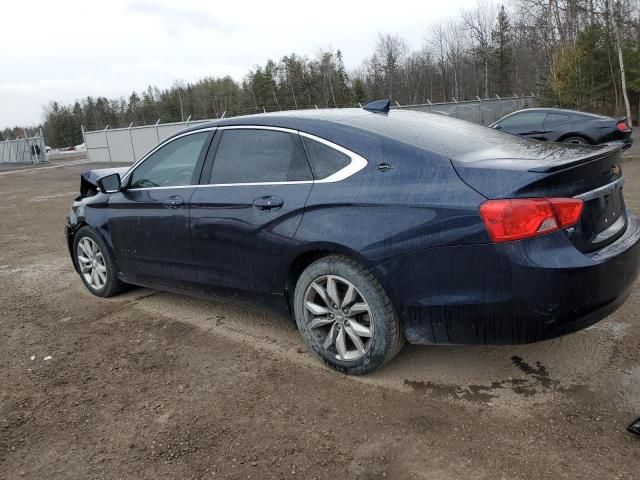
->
[[84, 96, 537, 163], [83, 119, 210, 164], [0, 134, 48, 164]]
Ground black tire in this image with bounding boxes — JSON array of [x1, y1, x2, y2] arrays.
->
[[73, 226, 128, 298], [294, 255, 404, 374], [562, 135, 591, 145]]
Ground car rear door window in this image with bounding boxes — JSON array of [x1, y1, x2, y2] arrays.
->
[[301, 137, 350, 179], [210, 129, 312, 184], [130, 132, 209, 188]]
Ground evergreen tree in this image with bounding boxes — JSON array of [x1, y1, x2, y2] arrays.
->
[[491, 5, 513, 95]]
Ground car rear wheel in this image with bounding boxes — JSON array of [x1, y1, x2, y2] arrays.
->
[[73, 226, 127, 298], [294, 255, 404, 374], [563, 135, 590, 145]]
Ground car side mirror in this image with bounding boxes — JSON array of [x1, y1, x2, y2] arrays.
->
[[493, 124, 502, 130], [96, 173, 121, 193]]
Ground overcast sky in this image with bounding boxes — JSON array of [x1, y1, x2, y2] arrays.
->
[[1, 0, 478, 128]]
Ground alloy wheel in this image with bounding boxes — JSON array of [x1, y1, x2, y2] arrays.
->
[[77, 237, 107, 291], [303, 275, 374, 361]]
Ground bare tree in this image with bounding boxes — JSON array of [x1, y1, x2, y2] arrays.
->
[[445, 18, 469, 99], [462, 0, 497, 98], [427, 22, 450, 100], [375, 33, 408, 100], [608, 0, 632, 122]]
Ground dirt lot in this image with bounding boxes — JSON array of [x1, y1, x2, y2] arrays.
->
[[0, 158, 639, 479]]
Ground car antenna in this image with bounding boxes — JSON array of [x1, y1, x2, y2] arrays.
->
[[362, 99, 391, 113]]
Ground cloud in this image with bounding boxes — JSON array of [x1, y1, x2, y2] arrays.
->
[[0, 0, 480, 127], [126, 0, 229, 33]]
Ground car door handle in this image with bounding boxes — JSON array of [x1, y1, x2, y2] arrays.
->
[[162, 195, 185, 209], [252, 196, 284, 210]]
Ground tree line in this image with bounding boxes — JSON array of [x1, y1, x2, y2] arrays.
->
[[3, 0, 640, 148]]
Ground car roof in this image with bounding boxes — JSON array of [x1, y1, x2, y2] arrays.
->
[[180, 107, 529, 159], [184, 107, 371, 131]]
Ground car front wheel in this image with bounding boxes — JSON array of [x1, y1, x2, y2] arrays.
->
[[294, 255, 404, 374], [73, 226, 127, 298]]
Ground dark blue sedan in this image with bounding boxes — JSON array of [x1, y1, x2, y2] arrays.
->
[[65, 103, 640, 374]]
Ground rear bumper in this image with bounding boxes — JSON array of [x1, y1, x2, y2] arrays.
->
[[376, 212, 640, 345]]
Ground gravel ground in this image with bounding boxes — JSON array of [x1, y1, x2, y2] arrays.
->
[[0, 158, 639, 479]]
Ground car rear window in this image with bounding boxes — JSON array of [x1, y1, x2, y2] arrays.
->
[[210, 129, 312, 184], [301, 137, 350, 179], [341, 110, 532, 159]]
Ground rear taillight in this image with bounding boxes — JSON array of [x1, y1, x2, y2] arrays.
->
[[479, 198, 584, 242], [616, 120, 632, 133]]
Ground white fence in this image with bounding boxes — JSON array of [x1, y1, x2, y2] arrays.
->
[[84, 119, 211, 164], [84, 96, 537, 164], [0, 135, 48, 164]]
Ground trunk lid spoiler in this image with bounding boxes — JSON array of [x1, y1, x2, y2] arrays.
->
[[527, 144, 622, 173]]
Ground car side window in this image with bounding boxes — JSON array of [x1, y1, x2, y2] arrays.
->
[[129, 132, 209, 188], [301, 137, 350, 179], [498, 112, 546, 129], [544, 113, 571, 127], [210, 129, 312, 184]]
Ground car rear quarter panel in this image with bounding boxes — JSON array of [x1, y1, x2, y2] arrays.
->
[[284, 136, 489, 303], [557, 118, 620, 144], [377, 216, 640, 344]]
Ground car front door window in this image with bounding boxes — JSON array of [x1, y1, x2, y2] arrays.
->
[[129, 131, 209, 188]]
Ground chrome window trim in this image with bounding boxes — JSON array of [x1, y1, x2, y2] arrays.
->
[[574, 176, 624, 201], [122, 124, 368, 191], [120, 127, 217, 186], [298, 131, 368, 183], [126, 180, 313, 191], [217, 125, 296, 134]]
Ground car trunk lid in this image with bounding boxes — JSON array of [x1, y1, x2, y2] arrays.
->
[[452, 142, 626, 252]]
